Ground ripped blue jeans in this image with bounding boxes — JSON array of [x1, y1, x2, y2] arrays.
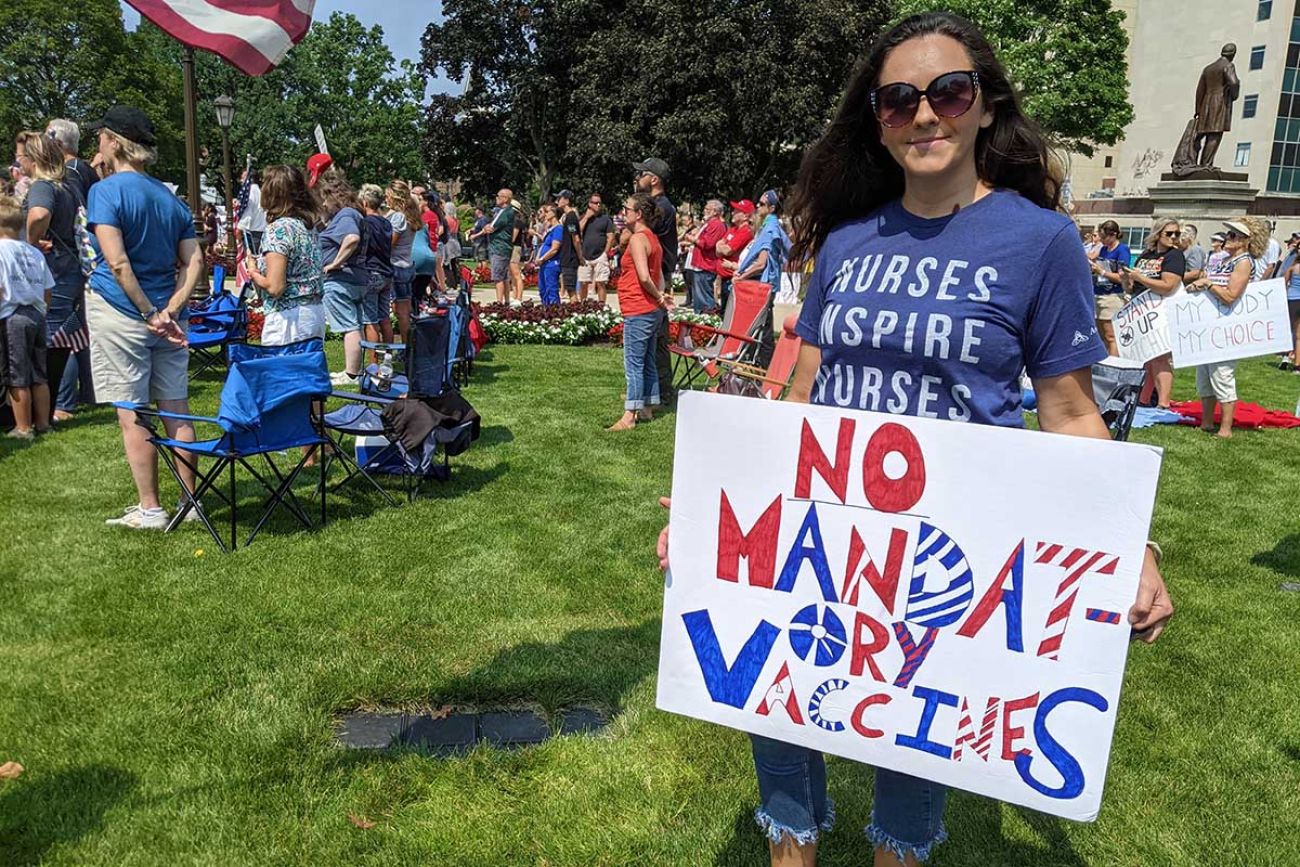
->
[[750, 734, 948, 861]]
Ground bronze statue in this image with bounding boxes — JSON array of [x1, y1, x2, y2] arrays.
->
[[1193, 43, 1240, 167]]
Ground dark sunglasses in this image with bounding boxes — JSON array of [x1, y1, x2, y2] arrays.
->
[[1161, 229, 1181, 238], [871, 70, 980, 128], [1224, 230, 1245, 241]]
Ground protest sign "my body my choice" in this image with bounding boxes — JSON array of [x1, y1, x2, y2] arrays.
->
[[658, 393, 1162, 821]]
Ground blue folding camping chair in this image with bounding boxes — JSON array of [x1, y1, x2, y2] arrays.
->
[[188, 279, 249, 379], [1092, 357, 1147, 442], [323, 313, 476, 502], [120, 338, 332, 552]]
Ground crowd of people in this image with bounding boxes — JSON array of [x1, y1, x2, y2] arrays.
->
[[1082, 212, 1288, 437], [12, 7, 1300, 864]]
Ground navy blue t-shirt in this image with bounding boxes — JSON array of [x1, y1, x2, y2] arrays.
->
[[1094, 241, 1130, 296], [318, 207, 369, 286], [795, 190, 1107, 428], [363, 214, 394, 279]]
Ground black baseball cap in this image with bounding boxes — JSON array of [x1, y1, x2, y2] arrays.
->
[[632, 157, 671, 182], [556, 189, 575, 202], [88, 106, 157, 147]]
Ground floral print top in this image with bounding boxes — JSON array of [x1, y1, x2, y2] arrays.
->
[[259, 216, 323, 312]]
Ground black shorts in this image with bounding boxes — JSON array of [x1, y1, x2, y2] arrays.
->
[[4, 305, 48, 387], [560, 268, 579, 293]]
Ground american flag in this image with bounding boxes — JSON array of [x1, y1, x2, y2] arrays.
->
[[125, 0, 315, 77], [232, 165, 252, 291]]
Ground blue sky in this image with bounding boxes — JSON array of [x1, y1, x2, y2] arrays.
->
[[119, 1, 457, 92]]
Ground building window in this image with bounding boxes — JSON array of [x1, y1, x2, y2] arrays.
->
[[1271, 7, 1300, 192], [1104, 155, 1113, 168], [1252, 46, 1267, 70], [1244, 95, 1259, 118], [1261, 0, 1274, 20], [1236, 142, 1252, 167]]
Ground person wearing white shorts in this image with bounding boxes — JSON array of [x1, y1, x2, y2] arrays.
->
[[261, 302, 325, 345]]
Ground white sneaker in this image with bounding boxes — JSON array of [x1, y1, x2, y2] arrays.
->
[[330, 370, 359, 386], [106, 504, 170, 530], [176, 498, 202, 523]]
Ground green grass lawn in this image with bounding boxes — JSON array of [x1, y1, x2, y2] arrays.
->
[[2, 344, 1299, 866]]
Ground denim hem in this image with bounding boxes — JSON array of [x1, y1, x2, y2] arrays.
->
[[625, 399, 645, 411], [864, 817, 947, 863], [752, 798, 835, 847]]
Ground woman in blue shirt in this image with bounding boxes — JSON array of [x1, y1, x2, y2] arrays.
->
[[533, 204, 564, 305], [658, 13, 1173, 865]]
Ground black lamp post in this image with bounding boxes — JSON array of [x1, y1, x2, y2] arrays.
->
[[213, 95, 235, 254]]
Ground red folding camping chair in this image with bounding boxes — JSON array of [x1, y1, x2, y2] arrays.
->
[[712, 313, 803, 400], [669, 279, 771, 391]]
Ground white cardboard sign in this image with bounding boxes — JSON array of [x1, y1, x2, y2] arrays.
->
[[1168, 278, 1290, 368], [657, 392, 1163, 821], [314, 124, 330, 156], [1113, 291, 1171, 364]]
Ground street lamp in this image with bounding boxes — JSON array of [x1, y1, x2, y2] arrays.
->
[[213, 95, 235, 254]]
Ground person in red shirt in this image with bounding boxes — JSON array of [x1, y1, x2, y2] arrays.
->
[[687, 199, 725, 312], [420, 190, 446, 293], [717, 199, 756, 309]]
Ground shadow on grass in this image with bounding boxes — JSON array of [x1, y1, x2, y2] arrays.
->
[[180, 457, 510, 547], [0, 765, 136, 865], [711, 771, 1088, 867], [477, 425, 514, 448], [433, 618, 661, 713], [1251, 534, 1300, 577]]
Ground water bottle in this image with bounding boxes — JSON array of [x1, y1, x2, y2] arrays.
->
[[377, 351, 393, 391]]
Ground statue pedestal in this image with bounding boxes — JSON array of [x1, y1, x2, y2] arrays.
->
[[1147, 177, 1258, 218]]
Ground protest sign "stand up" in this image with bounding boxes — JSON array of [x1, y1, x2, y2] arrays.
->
[[658, 392, 1163, 821]]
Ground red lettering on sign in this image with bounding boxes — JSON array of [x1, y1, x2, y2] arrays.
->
[[717, 491, 781, 588], [794, 418, 855, 503], [849, 611, 892, 681], [1001, 692, 1040, 760], [841, 526, 908, 612], [850, 693, 893, 739], [863, 422, 926, 513]]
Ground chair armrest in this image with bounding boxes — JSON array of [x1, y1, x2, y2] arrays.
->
[[328, 390, 396, 405], [113, 403, 219, 424], [359, 340, 406, 352], [690, 323, 759, 344]]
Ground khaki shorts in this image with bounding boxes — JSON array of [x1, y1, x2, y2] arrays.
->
[[1095, 293, 1126, 321], [578, 253, 611, 283], [1196, 361, 1237, 403], [86, 290, 189, 405], [510, 246, 522, 264]]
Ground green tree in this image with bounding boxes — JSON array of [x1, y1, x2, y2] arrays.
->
[[894, 0, 1133, 157], [130, 12, 426, 194], [0, 0, 185, 175], [420, 0, 890, 205]]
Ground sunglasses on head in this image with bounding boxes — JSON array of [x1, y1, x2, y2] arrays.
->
[[871, 70, 980, 128]]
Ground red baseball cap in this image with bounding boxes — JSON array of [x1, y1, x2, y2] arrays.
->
[[307, 153, 333, 187], [730, 199, 756, 214]]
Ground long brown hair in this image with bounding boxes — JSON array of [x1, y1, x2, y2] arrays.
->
[[386, 180, 421, 231], [315, 167, 357, 220], [260, 165, 318, 225], [15, 132, 65, 181], [788, 12, 1063, 263]]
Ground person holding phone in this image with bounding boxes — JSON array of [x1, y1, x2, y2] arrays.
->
[[656, 14, 1172, 865]]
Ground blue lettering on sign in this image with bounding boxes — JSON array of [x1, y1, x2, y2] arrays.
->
[[808, 678, 850, 732], [775, 504, 840, 602], [682, 609, 780, 709], [788, 604, 848, 666], [1014, 686, 1108, 799], [895, 685, 959, 759]]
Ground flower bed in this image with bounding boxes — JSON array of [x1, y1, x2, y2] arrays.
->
[[607, 310, 723, 347], [476, 300, 620, 345]]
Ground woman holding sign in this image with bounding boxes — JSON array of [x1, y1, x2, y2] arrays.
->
[[657, 12, 1173, 866], [1121, 218, 1186, 409], [1186, 221, 1258, 437]]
